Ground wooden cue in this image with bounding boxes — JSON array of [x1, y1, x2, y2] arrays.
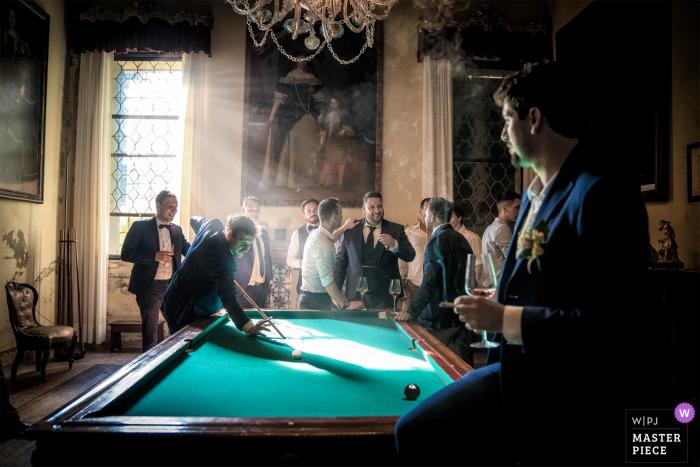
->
[[233, 280, 285, 339]]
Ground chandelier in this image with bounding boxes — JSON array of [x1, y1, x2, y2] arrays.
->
[[224, 0, 397, 64]]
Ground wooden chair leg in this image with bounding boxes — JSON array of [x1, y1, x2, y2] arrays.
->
[[67, 334, 77, 370], [40, 346, 50, 383], [11, 348, 25, 383], [36, 349, 43, 372]]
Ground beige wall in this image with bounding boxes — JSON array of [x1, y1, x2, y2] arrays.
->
[[0, 0, 67, 358], [550, 0, 700, 268]]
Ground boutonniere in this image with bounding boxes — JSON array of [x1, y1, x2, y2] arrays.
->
[[308, 86, 315, 94], [517, 219, 549, 273]]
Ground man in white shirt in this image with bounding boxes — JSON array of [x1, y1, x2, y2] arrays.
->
[[235, 196, 272, 309], [287, 198, 357, 295], [480, 191, 521, 286], [299, 198, 363, 310], [398, 198, 431, 312]]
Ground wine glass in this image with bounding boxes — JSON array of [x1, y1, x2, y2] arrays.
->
[[466, 253, 500, 349], [389, 279, 401, 313], [357, 277, 369, 311]]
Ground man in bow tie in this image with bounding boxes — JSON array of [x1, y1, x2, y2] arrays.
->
[[121, 190, 190, 352]]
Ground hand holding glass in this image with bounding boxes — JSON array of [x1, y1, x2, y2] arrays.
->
[[465, 253, 500, 348], [357, 277, 368, 311], [389, 279, 401, 312]]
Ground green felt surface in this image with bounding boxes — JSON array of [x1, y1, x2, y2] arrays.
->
[[118, 315, 449, 418]]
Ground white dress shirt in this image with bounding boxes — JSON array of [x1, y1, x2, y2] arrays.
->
[[248, 230, 267, 286], [286, 224, 318, 269], [300, 227, 336, 293], [457, 225, 483, 265], [481, 218, 512, 287], [362, 221, 399, 252], [400, 222, 428, 287], [154, 217, 174, 280]]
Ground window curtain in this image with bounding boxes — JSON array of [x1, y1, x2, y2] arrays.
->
[[422, 56, 454, 200], [179, 51, 207, 240], [73, 52, 112, 344]]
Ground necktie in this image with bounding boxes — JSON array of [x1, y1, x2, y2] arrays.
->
[[366, 226, 376, 249], [308, 225, 318, 231], [255, 238, 265, 276]]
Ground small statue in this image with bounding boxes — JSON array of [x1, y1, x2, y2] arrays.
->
[[656, 220, 683, 266]]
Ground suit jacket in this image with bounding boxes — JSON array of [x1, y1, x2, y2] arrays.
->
[[163, 217, 249, 333], [494, 143, 651, 454], [407, 224, 472, 329], [234, 227, 273, 291], [121, 217, 190, 296], [334, 218, 416, 303]]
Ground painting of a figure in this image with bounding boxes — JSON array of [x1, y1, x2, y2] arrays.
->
[[0, 0, 48, 202], [243, 24, 382, 207]]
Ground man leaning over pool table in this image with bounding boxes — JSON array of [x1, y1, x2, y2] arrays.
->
[[163, 214, 272, 336]]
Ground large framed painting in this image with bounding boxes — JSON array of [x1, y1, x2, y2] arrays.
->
[[0, 0, 49, 203], [242, 23, 382, 207]]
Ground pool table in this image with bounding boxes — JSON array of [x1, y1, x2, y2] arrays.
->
[[27, 310, 472, 465]]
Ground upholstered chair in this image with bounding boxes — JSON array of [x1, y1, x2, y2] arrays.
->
[[5, 282, 77, 383]]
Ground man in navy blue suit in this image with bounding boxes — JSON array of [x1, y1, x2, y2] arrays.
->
[[163, 214, 271, 336], [121, 190, 190, 352], [395, 197, 473, 364], [235, 196, 273, 309], [395, 61, 653, 465], [334, 192, 416, 309]]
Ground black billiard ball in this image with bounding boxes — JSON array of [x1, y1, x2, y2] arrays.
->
[[404, 384, 420, 400]]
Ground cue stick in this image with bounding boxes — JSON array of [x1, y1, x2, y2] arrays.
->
[[233, 280, 286, 339]]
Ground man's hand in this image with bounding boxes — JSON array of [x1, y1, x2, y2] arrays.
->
[[453, 295, 505, 332], [346, 301, 364, 310], [394, 311, 412, 321], [267, 282, 272, 290], [247, 318, 273, 337], [378, 233, 397, 249], [155, 251, 174, 263], [342, 218, 359, 231]]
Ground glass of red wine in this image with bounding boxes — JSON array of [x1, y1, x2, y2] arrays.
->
[[389, 279, 401, 312], [465, 253, 500, 348]]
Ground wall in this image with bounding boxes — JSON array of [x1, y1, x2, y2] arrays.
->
[[550, 0, 700, 269], [0, 0, 67, 361]]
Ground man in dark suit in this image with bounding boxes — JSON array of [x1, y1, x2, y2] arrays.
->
[[334, 192, 416, 309], [395, 61, 653, 465], [162, 214, 271, 336], [235, 196, 273, 309], [121, 190, 190, 352], [395, 197, 473, 364]]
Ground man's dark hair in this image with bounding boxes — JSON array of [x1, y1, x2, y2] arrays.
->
[[225, 213, 258, 238], [301, 199, 319, 212], [318, 198, 340, 222], [242, 196, 260, 208], [452, 204, 466, 221], [363, 192, 383, 205], [155, 190, 176, 205], [420, 198, 430, 209], [428, 197, 452, 223], [493, 60, 589, 138], [496, 192, 521, 208]]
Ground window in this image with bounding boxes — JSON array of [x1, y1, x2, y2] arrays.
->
[[108, 55, 184, 257], [452, 61, 522, 236]]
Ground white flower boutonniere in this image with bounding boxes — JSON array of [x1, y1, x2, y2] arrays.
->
[[517, 219, 549, 273]]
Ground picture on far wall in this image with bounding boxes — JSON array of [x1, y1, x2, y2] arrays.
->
[[0, 0, 49, 203], [241, 24, 382, 208], [688, 142, 700, 202]]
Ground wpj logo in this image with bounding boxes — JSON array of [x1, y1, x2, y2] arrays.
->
[[626, 407, 692, 463]]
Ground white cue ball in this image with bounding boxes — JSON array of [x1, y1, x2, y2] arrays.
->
[[292, 349, 302, 360]]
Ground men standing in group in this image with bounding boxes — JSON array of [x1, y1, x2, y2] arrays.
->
[[121, 190, 190, 352], [395, 198, 472, 364], [163, 214, 271, 336], [395, 60, 653, 466], [298, 198, 363, 310], [481, 191, 521, 285], [398, 198, 431, 312], [235, 196, 272, 309], [334, 192, 415, 309], [287, 198, 358, 295]]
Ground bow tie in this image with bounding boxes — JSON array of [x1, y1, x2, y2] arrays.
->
[[159, 224, 171, 230], [308, 225, 318, 231]]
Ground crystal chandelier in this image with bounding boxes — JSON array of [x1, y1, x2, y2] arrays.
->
[[224, 0, 397, 64]]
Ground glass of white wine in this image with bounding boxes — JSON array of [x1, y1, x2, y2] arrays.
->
[[389, 279, 401, 312], [357, 277, 369, 311], [466, 253, 500, 348]]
